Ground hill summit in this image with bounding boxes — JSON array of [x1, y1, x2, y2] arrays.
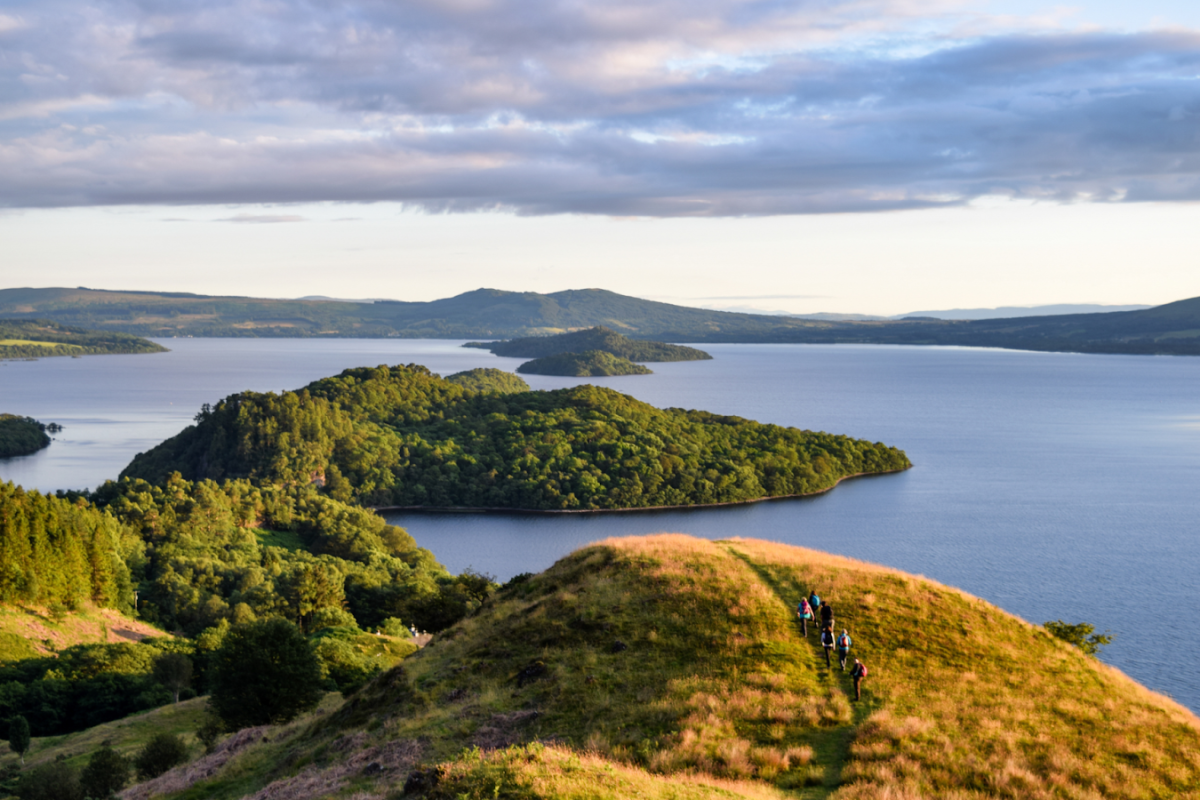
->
[[115, 535, 1200, 800]]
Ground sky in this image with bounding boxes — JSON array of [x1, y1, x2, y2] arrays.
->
[[1, 0, 1199, 315]]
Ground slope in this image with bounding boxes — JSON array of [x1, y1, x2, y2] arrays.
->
[[123, 535, 1200, 800]]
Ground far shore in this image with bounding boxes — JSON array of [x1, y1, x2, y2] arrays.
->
[[370, 466, 910, 516]]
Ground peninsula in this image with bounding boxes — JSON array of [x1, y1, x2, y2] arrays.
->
[[0, 319, 167, 359], [0, 415, 56, 458]]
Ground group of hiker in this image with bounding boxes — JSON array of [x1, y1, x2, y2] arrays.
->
[[797, 591, 868, 701]]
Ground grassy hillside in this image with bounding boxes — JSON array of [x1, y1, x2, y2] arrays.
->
[[470, 326, 713, 361], [0, 605, 165, 662], [0, 319, 167, 359], [111, 535, 1200, 800], [516, 350, 654, 376]]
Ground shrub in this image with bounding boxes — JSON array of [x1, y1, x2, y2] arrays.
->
[[1045, 620, 1114, 655], [134, 733, 189, 781], [80, 746, 130, 799], [15, 763, 82, 800]]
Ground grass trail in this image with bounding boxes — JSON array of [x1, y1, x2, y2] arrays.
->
[[723, 543, 874, 798]]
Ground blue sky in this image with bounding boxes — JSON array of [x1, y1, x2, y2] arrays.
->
[[1, 0, 1198, 314]]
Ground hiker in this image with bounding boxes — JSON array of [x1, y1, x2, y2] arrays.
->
[[797, 597, 814, 635], [836, 628, 852, 670], [850, 658, 867, 701], [808, 590, 821, 617], [819, 600, 833, 630], [820, 625, 834, 667]]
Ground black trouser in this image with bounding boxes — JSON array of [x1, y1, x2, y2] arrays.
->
[[839, 650, 849, 669], [823, 647, 831, 666]]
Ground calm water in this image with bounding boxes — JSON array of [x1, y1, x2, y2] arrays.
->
[[1, 339, 1198, 710]]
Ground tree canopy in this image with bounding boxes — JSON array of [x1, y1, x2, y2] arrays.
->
[[209, 618, 324, 729], [121, 364, 910, 511], [467, 326, 712, 362], [444, 368, 529, 393], [516, 350, 653, 376], [0, 416, 52, 459]]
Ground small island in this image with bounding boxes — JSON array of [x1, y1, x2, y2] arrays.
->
[[516, 350, 653, 377], [0, 414, 58, 458], [465, 326, 712, 362], [0, 319, 167, 360], [444, 368, 530, 393], [121, 364, 911, 511]]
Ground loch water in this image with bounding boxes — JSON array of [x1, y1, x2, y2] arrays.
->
[[1, 338, 1198, 710]]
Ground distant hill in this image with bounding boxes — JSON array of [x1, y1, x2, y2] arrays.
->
[[3, 286, 1199, 355], [516, 350, 654, 377], [893, 303, 1153, 320], [107, 535, 1200, 800], [469, 326, 712, 361]]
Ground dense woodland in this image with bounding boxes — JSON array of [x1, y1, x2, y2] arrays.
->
[[0, 416, 52, 459], [444, 368, 529, 393], [121, 364, 910, 510], [467, 326, 712, 361], [0, 478, 486, 736], [516, 350, 653, 376], [0, 319, 167, 359]]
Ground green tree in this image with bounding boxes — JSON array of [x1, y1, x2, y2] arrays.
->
[[133, 733, 188, 781], [80, 745, 130, 799], [6, 715, 30, 765], [209, 618, 324, 729], [152, 652, 193, 704], [1045, 620, 1114, 655], [14, 763, 82, 800]]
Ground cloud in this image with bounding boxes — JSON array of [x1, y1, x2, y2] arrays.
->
[[216, 213, 308, 223], [0, 0, 1199, 214]]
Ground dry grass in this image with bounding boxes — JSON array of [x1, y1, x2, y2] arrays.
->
[[0, 604, 168, 659], [108, 534, 1200, 800], [722, 537, 1200, 799]]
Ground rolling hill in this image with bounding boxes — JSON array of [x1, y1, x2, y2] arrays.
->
[[467, 326, 712, 361], [95, 535, 1200, 800], [3, 286, 1200, 355]]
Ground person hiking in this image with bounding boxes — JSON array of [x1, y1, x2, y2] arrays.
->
[[797, 597, 814, 636], [850, 658, 867, 701], [819, 600, 834, 631], [820, 626, 834, 667], [836, 629, 852, 670], [808, 591, 820, 617]]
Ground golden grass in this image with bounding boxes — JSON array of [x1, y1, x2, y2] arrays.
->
[[0, 604, 169, 659], [104, 534, 1200, 800]]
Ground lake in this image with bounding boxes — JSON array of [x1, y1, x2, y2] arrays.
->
[[1, 338, 1198, 710]]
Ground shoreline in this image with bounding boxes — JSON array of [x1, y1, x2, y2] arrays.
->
[[371, 466, 910, 516]]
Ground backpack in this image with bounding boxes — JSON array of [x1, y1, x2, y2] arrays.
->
[[855, 664, 868, 678], [838, 635, 850, 649]]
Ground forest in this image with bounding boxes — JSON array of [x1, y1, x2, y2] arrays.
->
[[444, 368, 530, 393], [0, 320, 167, 359], [0, 478, 490, 736], [467, 326, 712, 361], [516, 350, 653, 376], [0, 416, 52, 459], [121, 364, 911, 510]]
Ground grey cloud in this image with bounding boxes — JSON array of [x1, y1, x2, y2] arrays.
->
[[1, 0, 1200, 214], [217, 214, 308, 223]]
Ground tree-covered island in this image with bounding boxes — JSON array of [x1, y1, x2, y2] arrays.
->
[[121, 364, 910, 510], [516, 350, 653, 377], [465, 325, 712, 361], [0, 415, 59, 458], [0, 319, 167, 360]]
